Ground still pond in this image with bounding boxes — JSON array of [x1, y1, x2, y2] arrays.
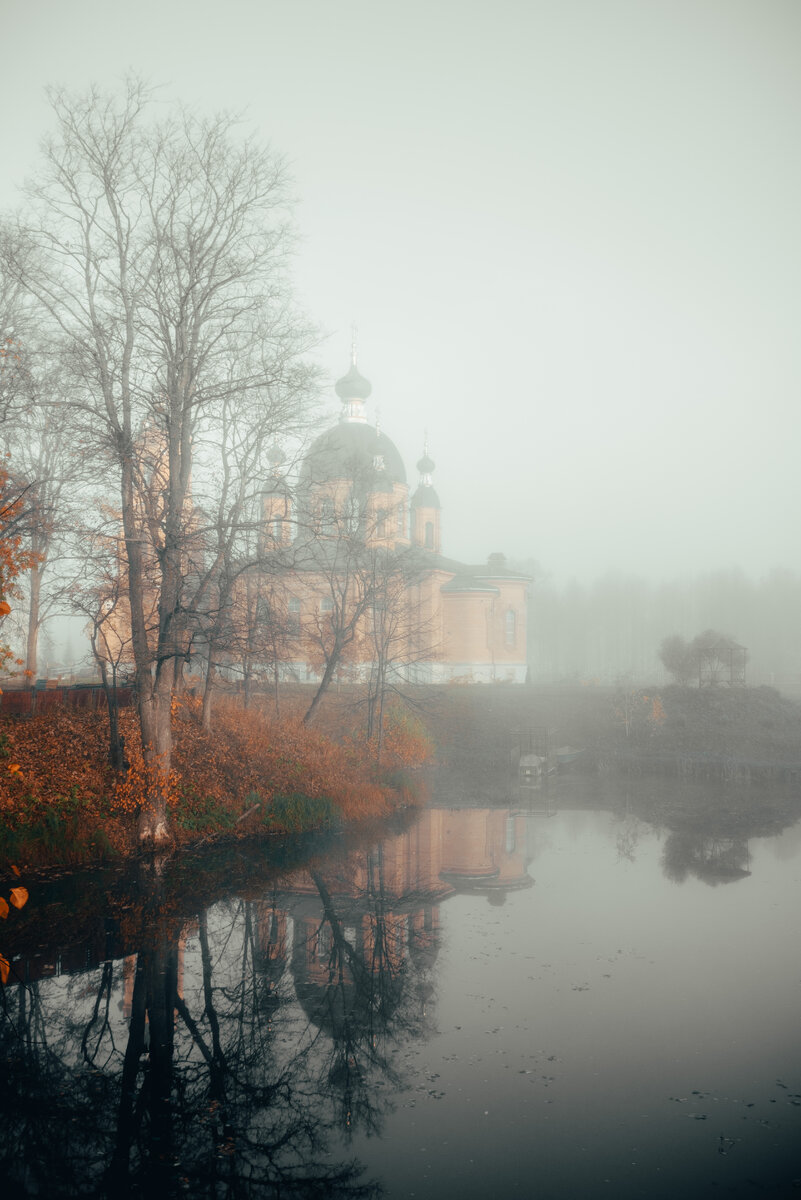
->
[[1, 774, 800, 1198]]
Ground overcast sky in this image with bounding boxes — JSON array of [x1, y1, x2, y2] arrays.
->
[[2, 0, 799, 584]]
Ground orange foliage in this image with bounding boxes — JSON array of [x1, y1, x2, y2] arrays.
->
[[168, 696, 396, 830], [0, 693, 433, 863], [0, 868, 28, 984]]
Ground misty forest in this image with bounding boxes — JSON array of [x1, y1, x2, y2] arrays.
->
[[1, 23, 800, 1200]]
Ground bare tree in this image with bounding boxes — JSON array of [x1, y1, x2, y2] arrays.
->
[[363, 547, 438, 761], [1, 359, 90, 678], [300, 518, 379, 727], [72, 525, 136, 771], [6, 80, 314, 844]]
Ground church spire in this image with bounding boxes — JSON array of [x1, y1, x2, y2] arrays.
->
[[335, 330, 372, 422]]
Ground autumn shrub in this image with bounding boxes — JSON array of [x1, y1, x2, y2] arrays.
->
[[379, 703, 435, 767]]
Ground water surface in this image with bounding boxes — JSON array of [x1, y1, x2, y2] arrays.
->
[[2, 783, 800, 1198]]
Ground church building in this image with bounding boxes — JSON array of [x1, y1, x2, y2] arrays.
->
[[264, 356, 530, 685]]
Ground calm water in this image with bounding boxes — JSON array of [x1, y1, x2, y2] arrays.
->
[[2, 781, 800, 1198]]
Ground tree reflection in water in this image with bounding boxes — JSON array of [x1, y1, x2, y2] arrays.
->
[[0, 843, 441, 1198], [661, 832, 752, 885]]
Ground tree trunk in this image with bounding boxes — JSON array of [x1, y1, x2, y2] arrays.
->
[[303, 647, 342, 726], [25, 561, 43, 680], [201, 657, 216, 731], [99, 659, 126, 772]]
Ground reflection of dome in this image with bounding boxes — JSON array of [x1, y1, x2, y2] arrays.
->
[[335, 361, 372, 401], [291, 919, 404, 1040], [300, 423, 406, 492]]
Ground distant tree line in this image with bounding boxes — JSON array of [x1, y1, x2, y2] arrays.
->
[[513, 560, 801, 691]]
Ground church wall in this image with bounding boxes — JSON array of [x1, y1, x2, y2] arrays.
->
[[440, 579, 528, 681]]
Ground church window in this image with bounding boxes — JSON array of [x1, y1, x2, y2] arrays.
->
[[377, 508, 388, 538], [396, 503, 405, 533], [319, 499, 335, 531], [320, 596, 334, 613], [288, 597, 301, 633], [505, 609, 516, 646], [373, 454, 385, 471], [271, 517, 282, 541], [424, 520, 434, 549]]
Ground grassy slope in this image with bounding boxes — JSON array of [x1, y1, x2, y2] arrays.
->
[[0, 695, 432, 870]]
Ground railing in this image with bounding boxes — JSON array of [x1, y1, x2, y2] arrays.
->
[[0, 683, 135, 717]]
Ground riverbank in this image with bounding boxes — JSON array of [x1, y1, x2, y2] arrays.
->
[[420, 682, 801, 837], [0, 695, 433, 872], [3, 681, 801, 873], [422, 681, 801, 771]]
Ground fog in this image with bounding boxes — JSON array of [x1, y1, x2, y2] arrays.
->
[[2, 0, 799, 585]]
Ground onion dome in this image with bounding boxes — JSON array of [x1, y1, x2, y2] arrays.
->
[[412, 438, 439, 508], [335, 360, 372, 401], [264, 442, 290, 496]]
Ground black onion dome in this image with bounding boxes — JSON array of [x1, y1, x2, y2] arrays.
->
[[300, 422, 406, 492], [335, 361, 372, 401], [411, 483, 440, 509], [416, 453, 436, 475]]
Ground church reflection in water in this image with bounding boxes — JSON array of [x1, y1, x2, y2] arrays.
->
[[0, 805, 533, 1197]]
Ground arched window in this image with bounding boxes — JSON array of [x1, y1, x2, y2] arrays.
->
[[396, 503, 405, 534], [505, 609, 516, 647], [424, 520, 434, 549], [271, 517, 282, 541]]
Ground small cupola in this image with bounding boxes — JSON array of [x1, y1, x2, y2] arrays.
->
[[411, 437, 441, 551], [335, 354, 372, 423]]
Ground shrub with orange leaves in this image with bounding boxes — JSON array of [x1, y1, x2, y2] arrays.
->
[[0, 865, 29, 985], [167, 696, 400, 832]]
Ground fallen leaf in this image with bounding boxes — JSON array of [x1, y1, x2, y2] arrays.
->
[[9, 887, 28, 909]]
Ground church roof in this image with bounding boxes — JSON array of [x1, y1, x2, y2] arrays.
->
[[411, 483, 440, 509], [299, 421, 406, 492]]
